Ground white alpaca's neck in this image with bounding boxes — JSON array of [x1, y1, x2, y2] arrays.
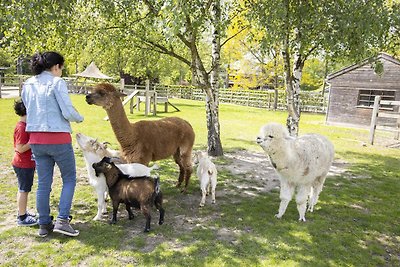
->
[[268, 139, 294, 169]]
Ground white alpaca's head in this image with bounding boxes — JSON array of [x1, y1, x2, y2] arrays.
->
[[256, 123, 290, 154]]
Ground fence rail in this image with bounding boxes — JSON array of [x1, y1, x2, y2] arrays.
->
[[0, 76, 327, 113], [122, 84, 327, 113], [369, 95, 400, 144], [0, 76, 24, 98]]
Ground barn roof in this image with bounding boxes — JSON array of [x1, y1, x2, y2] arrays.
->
[[73, 62, 113, 79], [327, 52, 400, 81]]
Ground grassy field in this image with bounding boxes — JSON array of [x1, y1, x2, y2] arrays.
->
[[0, 95, 399, 266]]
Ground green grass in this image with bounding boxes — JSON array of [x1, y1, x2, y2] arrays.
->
[[0, 95, 399, 266]]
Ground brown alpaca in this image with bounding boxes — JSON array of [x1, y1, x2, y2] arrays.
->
[[86, 83, 195, 192]]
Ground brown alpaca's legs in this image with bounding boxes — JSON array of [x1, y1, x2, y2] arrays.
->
[[181, 149, 193, 193], [173, 150, 185, 189], [182, 163, 192, 193]]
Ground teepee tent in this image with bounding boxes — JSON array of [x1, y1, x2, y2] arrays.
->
[[73, 62, 113, 79]]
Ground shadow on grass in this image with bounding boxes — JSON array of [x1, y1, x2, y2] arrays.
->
[[1, 149, 397, 266], [60, 150, 397, 266]]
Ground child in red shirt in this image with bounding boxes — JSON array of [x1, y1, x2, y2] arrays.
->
[[12, 99, 37, 226]]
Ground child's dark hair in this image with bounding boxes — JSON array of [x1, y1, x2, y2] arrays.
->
[[14, 99, 26, 116], [31, 51, 64, 75]]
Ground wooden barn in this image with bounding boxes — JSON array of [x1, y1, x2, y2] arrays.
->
[[326, 53, 400, 127]]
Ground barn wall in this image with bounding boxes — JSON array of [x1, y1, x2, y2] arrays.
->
[[327, 58, 400, 127]]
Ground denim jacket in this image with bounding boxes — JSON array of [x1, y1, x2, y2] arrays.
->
[[22, 71, 84, 133]]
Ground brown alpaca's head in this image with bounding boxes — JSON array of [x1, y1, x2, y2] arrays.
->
[[86, 83, 127, 109]]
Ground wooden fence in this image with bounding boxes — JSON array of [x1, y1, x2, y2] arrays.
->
[[369, 95, 400, 145], [0, 76, 24, 98], [0, 76, 327, 113], [122, 84, 327, 113]]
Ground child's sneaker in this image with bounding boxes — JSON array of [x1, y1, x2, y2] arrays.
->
[[17, 215, 38, 227], [26, 211, 36, 217], [53, 218, 79, 237], [38, 222, 54, 237]]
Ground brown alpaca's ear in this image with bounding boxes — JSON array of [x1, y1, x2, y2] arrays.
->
[[114, 91, 127, 98]]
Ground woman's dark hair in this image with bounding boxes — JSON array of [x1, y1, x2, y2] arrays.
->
[[31, 51, 64, 75], [14, 99, 27, 116]]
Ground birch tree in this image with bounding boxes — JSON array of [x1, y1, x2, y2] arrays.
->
[[246, 0, 392, 136], [133, 0, 246, 156]]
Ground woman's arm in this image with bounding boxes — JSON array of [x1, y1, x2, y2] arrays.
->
[[54, 79, 84, 123]]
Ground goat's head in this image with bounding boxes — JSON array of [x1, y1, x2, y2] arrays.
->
[[92, 157, 114, 177], [76, 133, 109, 155], [256, 122, 290, 153], [85, 83, 127, 109], [193, 151, 207, 165]]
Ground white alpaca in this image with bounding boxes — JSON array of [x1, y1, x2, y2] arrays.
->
[[76, 133, 158, 220], [256, 123, 334, 221], [193, 151, 217, 207]]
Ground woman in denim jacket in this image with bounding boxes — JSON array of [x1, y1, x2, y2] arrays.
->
[[22, 51, 83, 237]]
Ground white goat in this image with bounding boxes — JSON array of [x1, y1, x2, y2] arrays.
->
[[193, 151, 217, 207], [76, 133, 158, 220], [256, 123, 334, 221], [115, 162, 159, 177]]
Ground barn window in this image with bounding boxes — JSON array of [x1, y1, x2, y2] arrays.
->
[[357, 89, 395, 109]]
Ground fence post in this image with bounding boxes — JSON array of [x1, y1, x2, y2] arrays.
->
[[0, 77, 2, 98], [369, 95, 381, 145], [19, 77, 23, 96], [120, 78, 125, 92], [145, 80, 150, 116]]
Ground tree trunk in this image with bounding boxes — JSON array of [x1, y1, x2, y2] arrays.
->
[[282, 44, 303, 136], [321, 59, 329, 97], [273, 54, 279, 110], [206, 96, 223, 156], [207, 0, 223, 156]]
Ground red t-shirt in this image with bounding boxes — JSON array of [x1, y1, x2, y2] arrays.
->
[[12, 121, 35, 168], [29, 132, 72, 144]]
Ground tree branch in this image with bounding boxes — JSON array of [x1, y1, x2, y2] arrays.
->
[[142, 0, 159, 15], [138, 37, 191, 66], [220, 25, 249, 48]]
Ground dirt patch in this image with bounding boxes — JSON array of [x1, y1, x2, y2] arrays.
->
[[219, 150, 347, 196]]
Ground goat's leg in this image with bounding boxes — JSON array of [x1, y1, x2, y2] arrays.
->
[[125, 203, 134, 220], [211, 176, 217, 204], [296, 185, 311, 222], [275, 179, 294, 219], [102, 191, 108, 213], [110, 200, 119, 224], [154, 193, 165, 225], [141, 205, 151, 232], [199, 187, 207, 207], [94, 187, 107, 220], [308, 175, 327, 212]]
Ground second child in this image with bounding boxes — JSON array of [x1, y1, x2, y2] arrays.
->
[[12, 99, 37, 226]]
